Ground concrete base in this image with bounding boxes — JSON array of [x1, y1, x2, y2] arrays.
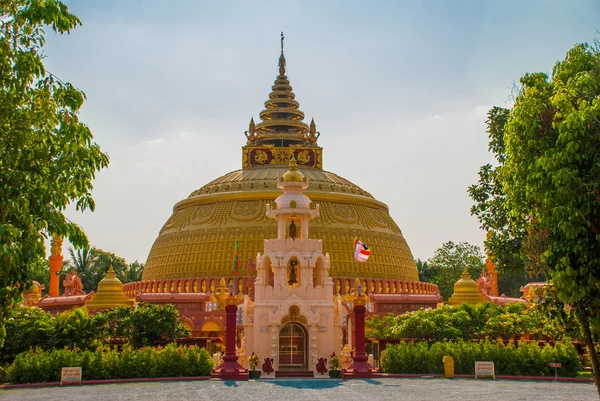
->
[[344, 357, 375, 378], [214, 357, 248, 380]]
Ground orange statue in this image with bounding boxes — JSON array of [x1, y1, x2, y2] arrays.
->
[[63, 268, 85, 296]]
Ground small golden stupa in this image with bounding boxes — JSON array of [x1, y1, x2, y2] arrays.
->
[[85, 266, 134, 311], [448, 268, 486, 305]]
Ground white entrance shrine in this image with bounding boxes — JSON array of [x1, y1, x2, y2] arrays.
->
[[243, 158, 343, 372]]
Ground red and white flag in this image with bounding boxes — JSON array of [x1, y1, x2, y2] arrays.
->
[[354, 237, 371, 262]]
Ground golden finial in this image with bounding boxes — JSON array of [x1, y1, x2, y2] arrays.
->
[[282, 156, 304, 182], [289, 155, 297, 170], [279, 31, 286, 75], [309, 118, 320, 143], [245, 117, 256, 143]]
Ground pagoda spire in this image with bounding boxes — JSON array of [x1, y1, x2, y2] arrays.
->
[[249, 33, 315, 147], [279, 31, 286, 75]]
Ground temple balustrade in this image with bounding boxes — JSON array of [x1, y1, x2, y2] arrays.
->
[[123, 276, 439, 299], [263, 237, 323, 253]]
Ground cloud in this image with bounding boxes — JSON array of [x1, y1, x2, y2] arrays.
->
[[144, 138, 166, 148], [179, 132, 198, 139]]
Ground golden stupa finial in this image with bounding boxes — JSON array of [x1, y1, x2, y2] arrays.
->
[[289, 156, 297, 170], [245, 117, 257, 144], [309, 118, 320, 143], [282, 156, 304, 182], [279, 31, 286, 75]]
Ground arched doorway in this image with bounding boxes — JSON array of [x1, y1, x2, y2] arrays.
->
[[279, 323, 307, 370]]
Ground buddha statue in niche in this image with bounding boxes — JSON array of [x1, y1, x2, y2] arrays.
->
[[288, 220, 297, 239], [288, 259, 298, 285]]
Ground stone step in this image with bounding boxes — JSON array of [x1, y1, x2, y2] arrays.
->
[[275, 370, 313, 378]]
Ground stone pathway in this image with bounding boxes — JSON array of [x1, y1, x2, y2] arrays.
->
[[1, 378, 597, 401]]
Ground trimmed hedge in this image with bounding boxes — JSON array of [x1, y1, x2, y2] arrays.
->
[[7, 343, 213, 384], [380, 340, 581, 377]]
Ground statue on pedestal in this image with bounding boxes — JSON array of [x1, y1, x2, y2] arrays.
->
[[63, 269, 85, 296]]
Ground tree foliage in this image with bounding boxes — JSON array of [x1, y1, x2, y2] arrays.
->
[[469, 42, 600, 394], [366, 302, 565, 343], [95, 303, 190, 348], [117, 260, 145, 284], [0, 1, 109, 347], [415, 258, 438, 283], [68, 246, 144, 291]]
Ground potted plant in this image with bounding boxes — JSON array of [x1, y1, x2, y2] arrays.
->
[[329, 353, 341, 378], [248, 352, 261, 379]]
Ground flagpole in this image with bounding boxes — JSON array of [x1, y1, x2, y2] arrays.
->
[[353, 230, 357, 296], [235, 229, 239, 295]]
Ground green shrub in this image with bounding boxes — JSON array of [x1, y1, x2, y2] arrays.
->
[[94, 303, 191, 348], [368, 303, 568, 342], [1, 307, 54, 363], [380, 340, 581, 377], [6, 344, 213, 384]]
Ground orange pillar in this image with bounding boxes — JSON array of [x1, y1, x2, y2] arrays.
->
[[486, 258, 499, 296], [48, 235, 63, 297]]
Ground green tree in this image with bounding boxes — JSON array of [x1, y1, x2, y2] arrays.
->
[[427, 241, 485, 300], [93, 248, 127, 277], [118, 261, 145, 284], [1, 306, 54, 363], [95, 303, 190, 348], [470, 42, 600, 395], [52, 307, 102, 350], [68, 246, 97, 292], [415, 258, 438, 283], [0, 1, 109, 347]]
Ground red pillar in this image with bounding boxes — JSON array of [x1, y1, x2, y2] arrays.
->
[[344, 299, 374, 378], [214, 299, 248, 380]]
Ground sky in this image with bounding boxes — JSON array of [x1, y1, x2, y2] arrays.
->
[[44, 0, 600, 264]]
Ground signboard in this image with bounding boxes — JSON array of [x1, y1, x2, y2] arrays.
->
[[475, 361, 495, 379], [61, 367, 82, 385], [550, 363, 561, 368]]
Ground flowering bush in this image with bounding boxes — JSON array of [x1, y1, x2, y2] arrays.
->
[[367, 303, 566, 342], [380, 340, 581, 377], [7, 343, 214, 383], [1, 307, 55, 363]]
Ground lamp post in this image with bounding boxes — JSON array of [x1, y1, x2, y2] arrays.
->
[[214, 295, 248, 380], [344, 294, 374, 378]]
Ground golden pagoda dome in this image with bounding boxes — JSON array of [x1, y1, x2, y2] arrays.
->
[[141, 35, 420, 283], [448, 269, 487, 305], [85, 266, 134, 310]]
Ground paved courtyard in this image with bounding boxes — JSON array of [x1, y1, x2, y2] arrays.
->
[[1, 378, 597, 401]]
